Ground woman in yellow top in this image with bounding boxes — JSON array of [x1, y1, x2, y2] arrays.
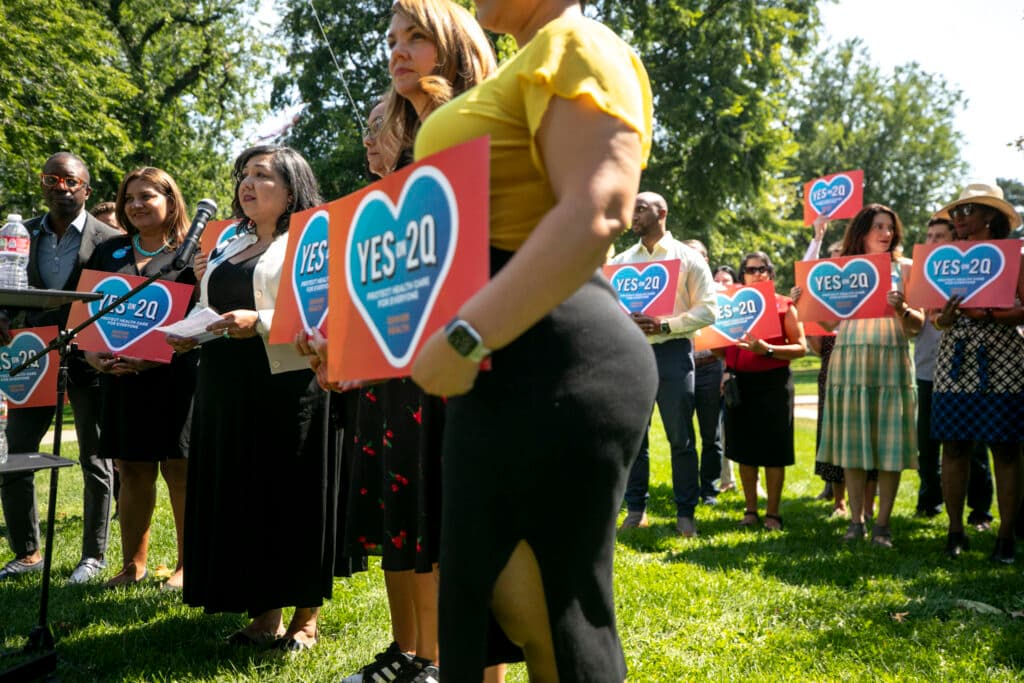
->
[[411, 1, 656, 680]]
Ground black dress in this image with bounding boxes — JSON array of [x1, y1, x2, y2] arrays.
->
[[87, 237, 197, 461], [342, 378, 443, 573], [183, 253, 335, 615]]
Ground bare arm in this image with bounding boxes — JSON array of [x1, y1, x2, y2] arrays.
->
[[411, 95, 642, 396]]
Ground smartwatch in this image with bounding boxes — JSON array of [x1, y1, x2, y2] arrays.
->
[[444, 318, 491, 362], [659, 321, 671, 335]]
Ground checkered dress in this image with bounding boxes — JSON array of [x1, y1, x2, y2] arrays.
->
[[932, 316, 1024, 443], [817, 317, 918, 472]]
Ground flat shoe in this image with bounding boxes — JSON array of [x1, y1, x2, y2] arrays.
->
[[227, 630, 282, 649], [763, 514, 783, 531]]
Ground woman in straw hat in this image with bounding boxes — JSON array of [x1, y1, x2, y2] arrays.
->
[[930, 182, 1024, 564]]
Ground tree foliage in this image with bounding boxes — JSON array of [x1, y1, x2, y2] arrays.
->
[[787, 39, 967, 249], [273, 1, 392, 202], [0, 0, 135, 213], [587, 0, 820, 268], [0, 0, 271, 216]]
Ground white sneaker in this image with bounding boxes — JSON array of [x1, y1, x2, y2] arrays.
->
[[67, 557, 106, 585]]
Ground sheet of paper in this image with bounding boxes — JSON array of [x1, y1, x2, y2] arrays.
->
[[154, 306, 223, 344]]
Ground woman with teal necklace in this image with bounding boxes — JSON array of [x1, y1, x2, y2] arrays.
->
[[83, 166, 197, 589]]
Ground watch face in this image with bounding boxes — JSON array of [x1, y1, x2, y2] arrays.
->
[[447, 324, 479, 357]]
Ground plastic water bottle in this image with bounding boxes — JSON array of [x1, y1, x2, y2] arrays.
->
[[0, 396, 8, 465], [0, 214, 30, 289]]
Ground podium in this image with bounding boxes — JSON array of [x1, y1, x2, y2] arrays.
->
[[0, 287, 101, 682]]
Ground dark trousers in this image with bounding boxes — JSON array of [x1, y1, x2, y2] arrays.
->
[[0, 372, 110, 560], [693, 358, 724, 499], [916, 378, 993, 518], [623, 338, 699, 517]]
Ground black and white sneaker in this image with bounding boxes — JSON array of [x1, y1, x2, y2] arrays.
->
[[342, 642, 412, 683], [393, 657, 439, 683]]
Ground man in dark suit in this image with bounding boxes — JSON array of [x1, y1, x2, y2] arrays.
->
[[0, 152, 121, 584]]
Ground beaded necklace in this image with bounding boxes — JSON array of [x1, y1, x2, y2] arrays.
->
[[132, 233, 167, 257]]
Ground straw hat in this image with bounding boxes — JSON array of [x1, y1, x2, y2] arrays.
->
[[934, 182, 1022, 230]]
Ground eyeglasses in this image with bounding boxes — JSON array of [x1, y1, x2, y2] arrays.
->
[[363, 116, 385, 143], [40, 174, 88, 191], [744, 265, 769, 275], [949, 203, 979, 219]]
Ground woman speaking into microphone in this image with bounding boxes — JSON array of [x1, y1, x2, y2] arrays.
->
[[168, 145, 339, 650]]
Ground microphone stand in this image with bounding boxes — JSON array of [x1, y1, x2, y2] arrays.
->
[[7, 260, 178, 661]]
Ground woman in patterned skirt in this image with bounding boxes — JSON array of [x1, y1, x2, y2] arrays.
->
[[930, 183, 1024, 563], [816, 204, 923, 547]]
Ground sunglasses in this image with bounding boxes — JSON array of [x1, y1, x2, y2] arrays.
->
[[39, 174, 88, 191], [949, 203, 979, 219], [363, 115, 385, 143], [744, 265, 769, 275]]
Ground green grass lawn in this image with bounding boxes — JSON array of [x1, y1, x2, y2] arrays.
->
[[2, 414, 1023, 681]]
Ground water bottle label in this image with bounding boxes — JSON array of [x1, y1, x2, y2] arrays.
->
[[0, 236, 29, 256]]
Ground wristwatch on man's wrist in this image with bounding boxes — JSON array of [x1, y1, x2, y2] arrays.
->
[[765, 347, 775, 358], [444, 318, 491, 362], [659, 320, 671, 335]]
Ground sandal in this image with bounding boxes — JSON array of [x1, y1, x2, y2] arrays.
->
[[738, 510, 760, 528], [763, 514, 784, 531], [843, 521, 865, 541], [870, 524, 893, 548]]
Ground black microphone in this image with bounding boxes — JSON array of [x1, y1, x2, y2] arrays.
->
[[172, 198, 218, 270]]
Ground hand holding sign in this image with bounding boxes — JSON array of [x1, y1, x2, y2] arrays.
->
[[693, 281, 781, 351], [602, 259, 680, 317], [327, 136, 489, 383], [906, 240, 1020, 309], [803, 170, 865, 224], [794, 253, 893, 323], [68, 270, 195, 363]]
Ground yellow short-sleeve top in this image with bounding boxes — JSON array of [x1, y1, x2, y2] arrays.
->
[[414, 15, 652, 252]]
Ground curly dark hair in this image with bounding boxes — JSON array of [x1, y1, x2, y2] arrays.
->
[[230, 145, 322, 236]]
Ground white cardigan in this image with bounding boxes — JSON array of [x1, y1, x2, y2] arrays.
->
[[198, 230, 309, 374]]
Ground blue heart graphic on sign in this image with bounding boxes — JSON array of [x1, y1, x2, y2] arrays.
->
[[88, 277, 174, 352], [214, 224, 239, 250], [0, 333, 49, 404], [924, 243, 1005, 304], [713, 288, 767, 342], [609, 263, 671, 313], [808, 175, 855, 217], [806, 258, 880, 318], [291, 210, 330, 331], [346, 167, 457, 367]]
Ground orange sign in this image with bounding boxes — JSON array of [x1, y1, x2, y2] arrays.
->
[[0, 327, 59, 407], [325, 137, 490, 383], [794, 253, 893, 323], [906, 240, 1021, 309], [693, 282, 782, 350], [68, 270, 195, 363]]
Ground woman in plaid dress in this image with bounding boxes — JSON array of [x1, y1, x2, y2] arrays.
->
[[817, 205, 923, 547]]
